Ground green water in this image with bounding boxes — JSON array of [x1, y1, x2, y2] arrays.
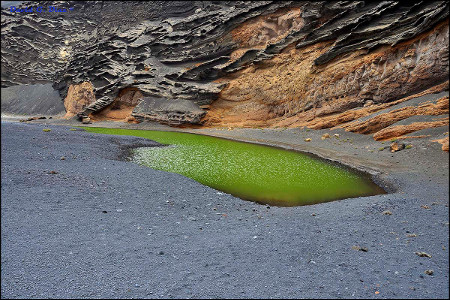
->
[[83, 127, 385, 206]]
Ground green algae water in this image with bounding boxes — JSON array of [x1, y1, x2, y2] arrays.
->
[[83, 127, 385, 206]]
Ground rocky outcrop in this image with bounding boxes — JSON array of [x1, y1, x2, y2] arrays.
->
[[271, 82, 449, 130], [205, 20, 449, 126], [2, 1, 448, 124], [90, 87, 143, 122], [2, 1, 304, 117], [343, 97, 449, 135], [132, 97, 206, 126], [1, 1, 449, 149], [63, 82, 96, 118], [373, 117, 450, 141], [432, 137, 449, 152]]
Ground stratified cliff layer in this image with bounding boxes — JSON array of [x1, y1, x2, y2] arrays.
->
[[1, 1, 449, 147]]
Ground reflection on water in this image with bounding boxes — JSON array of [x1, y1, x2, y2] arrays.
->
[[84, 127, 385, 206]]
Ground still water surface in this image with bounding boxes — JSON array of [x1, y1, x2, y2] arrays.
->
[[83, 127, 385, 206]]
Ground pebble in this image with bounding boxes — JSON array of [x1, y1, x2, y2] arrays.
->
[[415, 251, 432, 258], [321, 133, 330, 140], [352, 245, 368, 252]]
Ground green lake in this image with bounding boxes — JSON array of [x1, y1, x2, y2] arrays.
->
[[83, 127, 385, 206]]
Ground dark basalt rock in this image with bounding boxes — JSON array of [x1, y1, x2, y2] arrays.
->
[[1, 1, 448, 123], [132, 97, 206, 126]]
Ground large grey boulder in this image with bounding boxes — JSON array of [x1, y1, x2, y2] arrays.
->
[[132, 97, 206, 126]]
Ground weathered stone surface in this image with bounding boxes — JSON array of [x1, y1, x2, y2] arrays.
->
[[63, 82, 96, 118], [344, 97, 449, 135], [432, 137, 450, 152], [373, 117, 449, 141], [1, 1, 448, 126], [205, 21, 449, 128], [90, 87, 143, 121], [2, 1, 300, 119], [390, 142, 405, 152], [288, 83, 449, 131], [132, 97, 206, 126]]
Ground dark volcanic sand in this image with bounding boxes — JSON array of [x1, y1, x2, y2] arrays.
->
[[1, 121, 449, 299]]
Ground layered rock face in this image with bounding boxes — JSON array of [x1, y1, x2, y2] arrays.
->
[[2, 1, 308, 122], [1, 1, 449, 142]]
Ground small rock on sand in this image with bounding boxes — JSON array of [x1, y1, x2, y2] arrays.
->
[[415, 251, 432, 258], [352, 246, 368, 252], [390, 142, 405, 152], [321, 133, 331, 140], [82, 117, 92, 124]]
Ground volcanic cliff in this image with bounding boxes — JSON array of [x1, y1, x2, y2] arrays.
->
[[1, 1, 449, 149]]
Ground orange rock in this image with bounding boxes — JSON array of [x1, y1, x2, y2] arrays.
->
[[125, 116, 140, 124], [431, 137, 449, 152], [321, 133, 330, 140], [390, 142, 405, 152], [343, 97, 449, 135], [203, 21, 449, 130], [373, 117, 449, 141], [63, 82, 96, 118], [230, 7, 303, 51]]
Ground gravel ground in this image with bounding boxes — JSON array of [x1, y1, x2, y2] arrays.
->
[[1, 121, 449, 299]]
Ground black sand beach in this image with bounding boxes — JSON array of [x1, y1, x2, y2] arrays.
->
[[1, 120, 448, 299]]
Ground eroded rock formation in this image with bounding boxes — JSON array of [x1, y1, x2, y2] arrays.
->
[[432, 136, 450, 152], [90, 87, 143, 122], [63, 82, 96, 118], [1, 1, 449, 139], [206, 21, 449, 126]]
